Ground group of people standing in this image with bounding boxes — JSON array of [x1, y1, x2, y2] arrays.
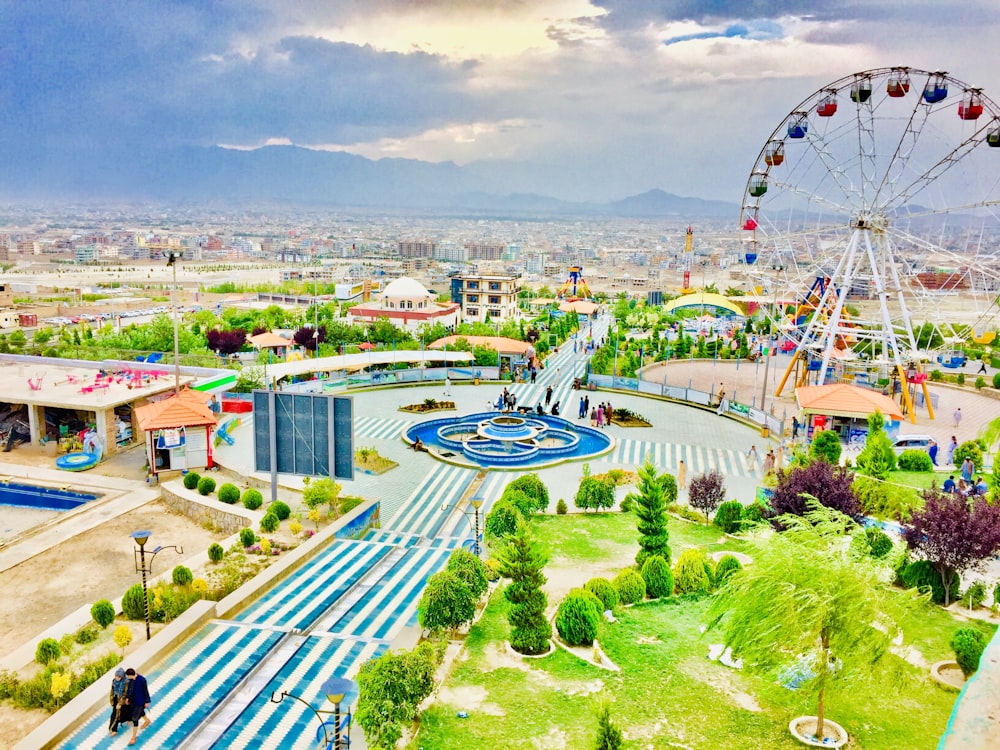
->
[[109, 667, 151, 744], [588, 401, 614, 428]]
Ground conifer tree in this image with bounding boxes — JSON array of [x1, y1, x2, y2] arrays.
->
[[632, 458, 671, 567], [594, 701, 623, 750], [495, 522, 551, 654]]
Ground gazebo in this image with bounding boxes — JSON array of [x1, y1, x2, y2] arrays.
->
[[134, 388, 219, 479], [795, 383, 905, 443]]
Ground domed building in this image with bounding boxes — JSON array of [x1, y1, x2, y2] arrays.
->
[[347, 276, 460, 332]]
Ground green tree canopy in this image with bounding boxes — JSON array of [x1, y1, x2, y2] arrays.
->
[[630, 458, 671, 567], [495, 523, 550, 654]]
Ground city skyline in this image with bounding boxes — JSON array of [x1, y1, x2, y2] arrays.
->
[[5, 1, 1000, 204]]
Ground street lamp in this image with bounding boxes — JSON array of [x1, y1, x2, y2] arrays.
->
[[166, 250, 183, 395], [270, 677, 358, 749], [130, 530, 183, 640], [440, 496, 485, 557]]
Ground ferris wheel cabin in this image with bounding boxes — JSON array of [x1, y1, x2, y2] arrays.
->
[[749, 174, 768, 197], [787, 112, 809, 139], [887, 69, 911, 97], [988, 122, 1000, 147], [922, 73, 949, 104], [816, 92, 838, 117], [850, 77, 872, 103], [959, 89, 984, 120], [764, 140, 784, 166]]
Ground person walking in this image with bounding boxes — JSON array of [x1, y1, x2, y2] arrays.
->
[[762, 449, 775, 476], [123, 668, 151, 745], [530, 368, 537, 384], [927, 439, 939, 466], [545, 385, 553, 406], [444, 376, 452, 397], [677, 458, 687, 489], [978, 357, 989, 375], [746, 444, 759, 468], [590, 407, 598, 427], [596, 404, 605, 428], [584, 394, 590, 415], [775, 442, 785, 472], [108, 668, 127, 736], [953, 407, 962, 428], [791, 416, 800, 440], [578, 396, 586, 419], [948, 436, 958, 465], [715, 383, 726, 408]]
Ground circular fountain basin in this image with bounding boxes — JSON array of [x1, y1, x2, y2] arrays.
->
[[404, 411, 613, 468]]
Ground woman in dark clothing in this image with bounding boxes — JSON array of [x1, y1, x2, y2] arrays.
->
[[108, 668, 127, 736]]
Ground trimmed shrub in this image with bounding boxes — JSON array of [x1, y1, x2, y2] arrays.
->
[[555, 589, 602, 646], [269, 499, 291, 520], [35, 639, 61, 665], [962, 581, 988, 610], [741, 502, 765, 526], [951, 627, 987, 677], [556, 498, 568, 515], [503, 489, 537, 519], [584, 578, 619, 610], [446, 548, 489, 599], [341, 496, 364, 515], [957, 373, 966, 386], [90, 599, 115, 629], [505, 473, 549, 513], [74, 626, 98, 645], [121, 584, 148, 621], [852, 526, 894, 559], [713, 501, 743, 534], [217, 483, 240, 504], [240, 488, 263, 510], [575, 476, 616, 512], [260, 513, 279, 533], [182, 472, 201, 490], [714, 555, 743, 584], [197, 476, 216, 496], [975, 376, 986, 390], [484, 498, 522, 540], [172, 566, 193, 586], [208, 542, 225, 562], [809, 429, 843, 465], [901, 559, 959, 604], [239, 528, 256, 548], [897, 449, 933, 472], [993, 372, 1000, 389], [673, 548, 712, 595], [640, 556, 674, 599], [483, 557, 501, 582], [612, 569, 646, 606], [954, 441, 984, 472]]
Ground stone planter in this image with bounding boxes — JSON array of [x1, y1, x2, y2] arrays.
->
[[789, 716, 848, 748], [931, 660, 966, 691], [506, 640, 555, 660]]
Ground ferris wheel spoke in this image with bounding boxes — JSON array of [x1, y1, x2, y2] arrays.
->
[[870, 85, 933, 209], [801, 131, 864, 208], [767, 179, 854, 217]]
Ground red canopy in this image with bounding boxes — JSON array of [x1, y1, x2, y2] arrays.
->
[[358, 342, 376, 351]]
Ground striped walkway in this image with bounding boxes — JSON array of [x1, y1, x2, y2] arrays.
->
[[604, 439, 758, 478], [207, 635, 386, 750], [387, 463, 477, 537], [354, 415, 410, 440], [59, 623, 285, 750]]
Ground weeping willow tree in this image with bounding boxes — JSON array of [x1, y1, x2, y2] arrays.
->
[[706, 501, 915, 741]]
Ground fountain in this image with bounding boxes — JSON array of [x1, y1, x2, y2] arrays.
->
[[404, 412, 613, 468]]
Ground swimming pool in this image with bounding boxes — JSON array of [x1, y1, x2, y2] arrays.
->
[[0, 481, 98, 511]]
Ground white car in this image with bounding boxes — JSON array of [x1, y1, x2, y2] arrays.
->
[[892, 434, 935, 455]]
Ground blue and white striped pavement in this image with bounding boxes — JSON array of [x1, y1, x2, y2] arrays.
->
[[319, 545, 454, 640], [233, 539, 394, 631], [354, 414, 409, 440], [386, 463, 477, 537], [603, 438, 757, 477], [207, 635, 386, 750], [58, 623, 285, 750]]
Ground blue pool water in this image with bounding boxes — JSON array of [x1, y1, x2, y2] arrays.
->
[[404, 411, 613, 468], [0, 482, 98, 511]]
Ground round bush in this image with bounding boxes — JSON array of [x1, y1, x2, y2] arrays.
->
[[575, 476, 615, 511], [951, 627, 988, 677], [503, 489, 537, 518], [897, 449, 933, 472], [612, 568, 646, 606], [35, 638, 61, 665], [75, 626, 98, 644], [641, 556, 674, 599], [182, 472, 201, 490], [555, 589, 601, 646], [243, 487, 264, 510], [963, 581, 987, 609], [901, 560, 959, 604], [172, 565, 193, 586], [121, 584, 148, 621], [809, 429, 843, 464], [208, 542, 225, 562], [216, 482, 240, 504], [446, 548, 489, 599], [713, 500, 743, 534], [993, 372, 1000, 389], [505, 473, 549, 513], [673, 549, 712, 595], [484, 498, 522, 540], [584, 578, 619, 610], [90, 599, 115, 629], [954, 441, 984, 472], [852, 526, 894, 559], [197, 476, 217, 496], [556, 499, 568, 515], [260, 513, 279, 533], [269, 499, 291, 520], [741, 502, 765, 525], [714, 555, 743, 584], [239, 528, 256, 548]]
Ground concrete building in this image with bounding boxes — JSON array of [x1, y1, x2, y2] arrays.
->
[[347, 277, 460, 332], [454, 273, 520, 324]]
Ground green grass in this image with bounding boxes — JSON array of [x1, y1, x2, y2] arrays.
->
[[411, 512, 990, 750]]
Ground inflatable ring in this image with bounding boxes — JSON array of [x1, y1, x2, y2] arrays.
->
[[56, 452, 99, 471]]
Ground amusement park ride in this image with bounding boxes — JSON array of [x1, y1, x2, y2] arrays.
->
[[738, 66, 1000, 421], [556, 266, 593, 300]]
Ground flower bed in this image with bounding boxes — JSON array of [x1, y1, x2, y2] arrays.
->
[[400, 399, 457, 413], [609, 407, 651, 427]]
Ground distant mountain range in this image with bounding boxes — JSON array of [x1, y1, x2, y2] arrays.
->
[[4, 144, 739, 217]]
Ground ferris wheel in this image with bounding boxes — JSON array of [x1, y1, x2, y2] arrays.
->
[[739, 67, 1000, 397]]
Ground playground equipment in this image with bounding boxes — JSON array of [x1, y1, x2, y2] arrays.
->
[[739, 67, 1000, 416], [556, 266, 593, 300], [214, 417, 242, 447], [56, 429, 103, 472]]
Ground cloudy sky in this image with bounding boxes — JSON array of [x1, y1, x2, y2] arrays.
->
[[5, 0, 1000, 202]]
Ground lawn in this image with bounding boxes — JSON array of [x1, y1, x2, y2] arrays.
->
[[411, 511, 994, 750]]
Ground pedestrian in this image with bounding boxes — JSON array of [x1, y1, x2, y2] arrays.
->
[[590, 407, 597, 427], [762, 450, 775, 475], [953, 407, 962, 428], [948, 436, 958, 464], [123, 667, 151, 744], [606, 403, 614, 423], [677, 458, 687, 489], [545, 385, 553, 406], [596, 405, 605, 428], [927, 439, 939, 466], [530, 368, 537, 384], [444, 376, 451, 397], [746, 444, 759, 467], [978, 358, 988, 375], [584, 395, 590, 415], [961, 457, 974, 483], [716, 383, 726, 408], [578, 396, 586, 419], [791, 416, 800, 440], [108, 668, 127, 736], [775, 443, 785, 471]]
